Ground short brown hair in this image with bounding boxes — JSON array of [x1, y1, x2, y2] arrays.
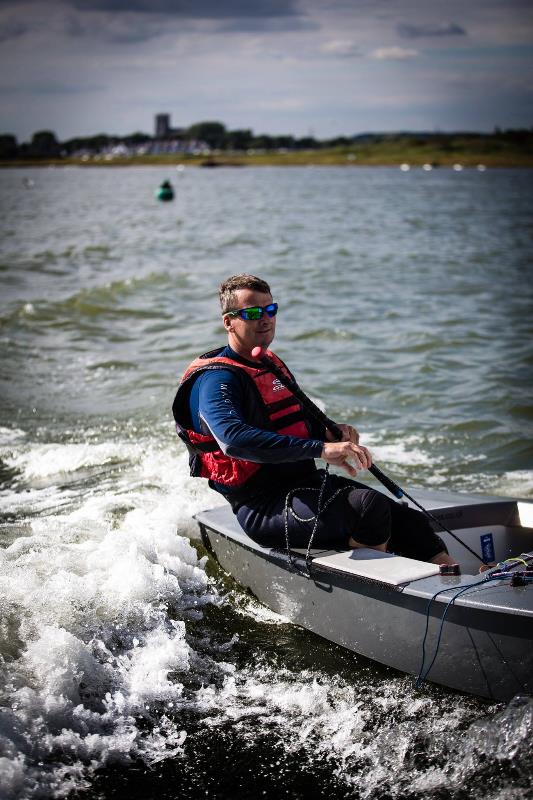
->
[[219, 274, 271, 314]]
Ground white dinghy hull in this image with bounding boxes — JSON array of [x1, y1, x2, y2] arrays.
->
[[195, 489, 533, 702]]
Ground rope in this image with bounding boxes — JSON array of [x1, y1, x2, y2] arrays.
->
[[415, 578, 494, 688], [415, 571, 532, 689], [283, 466, 352, 576]]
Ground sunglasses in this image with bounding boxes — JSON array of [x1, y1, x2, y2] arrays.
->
[[224, 303, 278, 321]]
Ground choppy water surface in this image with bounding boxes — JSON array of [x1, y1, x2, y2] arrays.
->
[[0, 166, 532, 799]]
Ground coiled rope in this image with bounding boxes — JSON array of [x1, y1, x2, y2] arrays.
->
[[283, 466, 352, 576]]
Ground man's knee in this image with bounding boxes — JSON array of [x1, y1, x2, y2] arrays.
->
[[347, 488, 391, 546], [390, 505, 450, 560]]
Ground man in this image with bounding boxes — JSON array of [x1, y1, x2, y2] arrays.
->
[[173, 274, 453, 563]]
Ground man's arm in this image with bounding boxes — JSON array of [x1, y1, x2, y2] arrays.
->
[[196, 369, 324, 464]]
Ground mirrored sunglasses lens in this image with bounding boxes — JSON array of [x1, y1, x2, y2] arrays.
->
[[265, 304, 278, 317], [241, 307, 262, 320]]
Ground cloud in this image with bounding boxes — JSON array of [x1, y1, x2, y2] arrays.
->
[[0, 16, 29, 42], [212, 16, 318, 32], [253, 97, 307, 110], [62, 0, 316, 40], [320, 39, 362, 58], [69, 0, 301, 18], [397, 22, 467, 39], [0, 79, 105, 95], [63, 12, 170, 43], [370, 46, 418, 60]]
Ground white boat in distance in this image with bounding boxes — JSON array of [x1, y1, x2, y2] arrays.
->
[[195, 488, 533, 702]]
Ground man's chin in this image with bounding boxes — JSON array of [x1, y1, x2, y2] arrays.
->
[[256, 335, 274, 348]]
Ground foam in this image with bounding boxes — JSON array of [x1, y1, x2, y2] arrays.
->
[[494, 470, 533, 499], [0, 435, 221, 799], [233, 595, 291, 625], [364, 433, 433, 467], [5, 441, 138, 480], [0, 426, 26, 445], [188, 662, 524, 798]]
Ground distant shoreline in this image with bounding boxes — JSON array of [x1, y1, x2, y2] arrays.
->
[[2, 156, 533, 169], [2, 138, 533, 170]]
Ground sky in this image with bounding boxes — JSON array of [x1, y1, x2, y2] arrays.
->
[[1, 0, 532, 142]]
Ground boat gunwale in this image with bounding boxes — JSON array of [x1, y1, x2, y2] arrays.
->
[[195, 515, 533, 629]]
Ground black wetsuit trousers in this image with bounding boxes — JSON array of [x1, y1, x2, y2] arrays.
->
[[235, 470, 446, 562]]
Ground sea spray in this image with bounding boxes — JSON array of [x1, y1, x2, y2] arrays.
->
[[0, 434, 221, 799]]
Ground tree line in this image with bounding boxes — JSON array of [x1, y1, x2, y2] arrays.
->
[[1, 121, 532, 160], [0, 121, 351, 159]]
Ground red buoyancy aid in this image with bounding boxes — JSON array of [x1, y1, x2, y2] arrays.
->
[[172, 348, 312, 488]]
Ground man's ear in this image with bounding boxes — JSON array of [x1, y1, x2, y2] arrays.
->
[[223, 315, 232, 332]]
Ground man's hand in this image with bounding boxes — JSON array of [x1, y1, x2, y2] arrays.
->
[[320, 440, 372, 477], [326, 424, 360, 444]]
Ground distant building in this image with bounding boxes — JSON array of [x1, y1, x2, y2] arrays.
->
[[154, 113, 184, 139], [155, 114, 170, 137]]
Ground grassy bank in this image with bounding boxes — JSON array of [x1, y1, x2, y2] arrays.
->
[[2, 134, 532, 168]]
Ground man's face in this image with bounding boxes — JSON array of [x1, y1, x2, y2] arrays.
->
[[223, 288, 276, 356]]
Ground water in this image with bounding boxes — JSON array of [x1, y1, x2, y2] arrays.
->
[[0, 165, 532, 799]]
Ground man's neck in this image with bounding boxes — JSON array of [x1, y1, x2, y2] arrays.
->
[[227, 336, 264, 363], [228, 338, 259, 364]]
